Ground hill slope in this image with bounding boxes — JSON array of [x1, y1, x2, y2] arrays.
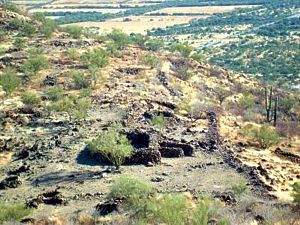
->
[[0, 6, 299, 224]]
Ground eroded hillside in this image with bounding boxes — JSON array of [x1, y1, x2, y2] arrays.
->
[[0, 6, 299, 225]]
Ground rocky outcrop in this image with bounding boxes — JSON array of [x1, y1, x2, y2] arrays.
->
[[0, 175, 22, 189], [130, 148, 161, 165], [27, 190, 68, 208]]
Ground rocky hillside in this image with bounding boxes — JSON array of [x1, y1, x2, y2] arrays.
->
[[0, 5, 299, 225]]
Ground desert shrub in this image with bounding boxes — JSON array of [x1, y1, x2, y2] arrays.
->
[[2, 3, 20, 13], [171, 43, 193, 58], [0, 28, 7, 42], [191, 52, 206, 62], [151, 114, 166, 129], [82, 48, 109, 85], [242, 107, 262, 123], [276, 121, 300, 138], [87, 128, 133, 169], [71, 71, 91, 89], [27, 47, 43, 56], [44, 86, 64, 101], [39, 18, 57, 38], [106, 176, 229, 225], [149, 194, 190, 225], [21, 54, 49, 78], [9, 18, 23, 30], [139, 54, 162, 69], [65, 48, 80, 61], [108, 176, 154, 210], [0, 67, 20, 96], [32, 12, 46, 23], [244, 124, 281, 149], [106, 42, 122, 58], [214, 86, 232, 105], [191, 197, 218, 225], [79, 88, 93, 98], [21, 22, 36, 37], [72, 98, 91, 120], [0, 202, 31, 222], [48, 95, 91, 121], [63, 25, 82, 39], [279, 97, 299, 117], [229, 181, 248, 197], [174, 65, 195, 81], [238, 94, 255, 109], [107, 29, 131, 50], [14, 37, 26, 50], [209, 68, 223, 77], [291, 181, 300, 205], [130, 33, 148, 48], [145, 38, 164, 51], [21, 91, 41, 107]]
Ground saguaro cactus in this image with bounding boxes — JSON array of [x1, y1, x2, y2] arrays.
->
[[265, 86, 273, 122], [273, 96, 279, 127], [264, 86, 279, 126]]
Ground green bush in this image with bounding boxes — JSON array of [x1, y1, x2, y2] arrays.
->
[[9, 18, 23, 30], [130, 33, 148, 48], [71, 71, 91, 89], [229, 181, 248, 197], [0, 202, 31, 222], [145, 38, 164, 51], [149, 194, 189, 225], [63, 25, 83, 39], [32, 12, 47, 23], [291, 181, 300, 205], [39, 19, 57, 38], [66, 48, 81, 61], [21, 54, 49, 77], [106, 42, 122, 58], [108, 176, 154, 210], [191, 52, 206, 62], [0, 67, 20, 96], [245, 124, 281, 148], [21, 23, 36, 37], [171, 43, 193, 58], [72, 97, 91, 120], [140, 53, 162, 69], [238, 94, 255, 109], [82, 49, 108, 85], [151, 114, 166, 129], [2, 3, 21, 13], [87, 128, 133, 169], [107, 29, 131, 50], [0, 28, 7, 42], [45, 86, 64, 101], [21, 91, 41, 107], [14, 37, 26, 50], [175, 65, 194, 81], [48, 95, 91, 121]]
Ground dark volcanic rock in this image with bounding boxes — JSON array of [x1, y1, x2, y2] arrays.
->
[[0, 175, 22, 189], [159, 141, 195, 156], [130, 149, 161, 165], [126, 130, 150, 149], [274, 148, 300, 164], [213, 191, 237, 206], [117, 67, 142, 75], [95, 198, 123, 216], [159, 147, 184, 158], [27, 190, 68, 208]]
